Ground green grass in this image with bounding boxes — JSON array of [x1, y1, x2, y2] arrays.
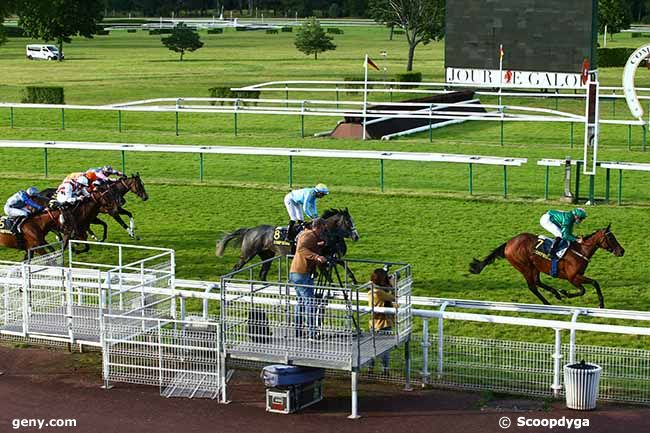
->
[[1, 28, 650, 347]]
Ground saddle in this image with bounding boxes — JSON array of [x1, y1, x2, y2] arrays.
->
[[0, 216, 24, 235], [534, 236, 569, 260], [272, 223, 308, 248]]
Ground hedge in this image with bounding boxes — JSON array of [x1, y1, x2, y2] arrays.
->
[[598, 48, 635, 67], [4, 26, 25, 37], [208, 87, 260, 106], [95, 29, 110, 36], [395, 72, 422, 88], [127, 29, 137, 33], [281, 27, 293, 32], [266, 29, 278, 34], [326, 28, 343, 34], [22, 87, 65, 104], [207, 28, 224, 34], [149, 29, 172, 35]]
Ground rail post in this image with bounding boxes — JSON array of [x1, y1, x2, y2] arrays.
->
[[420, 319, 431, 385], [644, 125, 647, 152], [544, 165, 550, 200], [379, 159, 384, 192], [551, 328, 563, 398], [300, 101, 305, 138], [503, 165, 508, 198], [588, 175, 595, 205], [500, 116, 504, 146], [61, 108, 65, 130], [575, 161, 582, 201], [618, 169, 623, 205], [628, 124, 632, 150], [569, 310, 582, 364], [335, 85, 339, 110], [9, 106, 14, 128], [118, 110, 122, 133], [285, 84, 289, 108], [605, 168, 611, 204], [404, 337, 413, 391], [437, 302, 449, 379], [468, 163, 473, 195], [428, 104, 433, 143], [288, 155, 293, 188], [570, 122, 574, 148], [43, 148, 48, 178], [175, 98, 181, 136], [348, 370, 360, 419], [234, 99, 239, 136], [121, 150, 126, 174], [199, 152, 204, 182]]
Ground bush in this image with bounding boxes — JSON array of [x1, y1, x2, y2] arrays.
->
[[343, 76, 374, 94], [149, 29, 172, 35], [207, 28, 223, 34], [95, 29, 110, 36], [208, 86, 260, 106], [4, 26, 25, 37], [266, 29, 279, 34], [326, 28, 343, 34], [281, 27, 292, 33], [394, 29, 405, 35], [127, 29, 137, 33], [22, 87, 65, 104], [632, 32, 643, 38], [395, 72, 422, 89], [598, 48, 635, 67]]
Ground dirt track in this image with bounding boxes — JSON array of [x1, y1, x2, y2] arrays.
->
[[1, 345, 649, 433]]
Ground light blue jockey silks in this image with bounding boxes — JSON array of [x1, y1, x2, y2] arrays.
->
[[288, 187, 320, 219], [6, 190, 44, 212]]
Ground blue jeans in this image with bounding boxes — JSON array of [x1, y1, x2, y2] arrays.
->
[[290, 272, 316, 338]]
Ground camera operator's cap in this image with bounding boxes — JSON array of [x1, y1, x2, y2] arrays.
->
[[315, 183, 329, 194]]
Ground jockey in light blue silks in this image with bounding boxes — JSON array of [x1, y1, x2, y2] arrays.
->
[[284, 183, 329, 240], [4, 187, 44, 220]]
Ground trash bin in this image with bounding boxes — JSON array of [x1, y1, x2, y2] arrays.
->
[[564, 360, 602, 410]]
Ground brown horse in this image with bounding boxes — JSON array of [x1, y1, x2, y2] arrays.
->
[[469, 225, 625, 308], [0, 208, 71, 258]]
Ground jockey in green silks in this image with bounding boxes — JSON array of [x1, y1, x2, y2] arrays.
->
[[539, 208, 587, 258]]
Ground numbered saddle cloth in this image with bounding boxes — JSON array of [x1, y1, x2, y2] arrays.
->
[[534, 236, 569, 260], [0, 216, 21, 235]]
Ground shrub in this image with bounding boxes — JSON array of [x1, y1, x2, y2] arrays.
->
[[22, 86, 65, 104], [326, 28, 343, 34], [598, 48, 635, 67], [208, 86, 260, 106], [395, 72, 422, 89], [127, 29, 137, 33], [4, 26, 25, 37], [149, 29, 172, 35], [632, 32, 643, 38], [95, 29, 110, 36], [281, 27, 292, 32], [266, 29, 279, 34], [207, 28, 224, 34], [343, 76, 374, 94], [394, 29, 405, 35]]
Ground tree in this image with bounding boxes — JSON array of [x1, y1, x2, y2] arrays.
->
[[16, 0, 103, 61], [374, 0, 444, 71], [369, 0, 398, 40], [161, 22, 204, 61], [0, 1, 13, 47], [294, 16, 335, 60], [599, 0, 632, 39]]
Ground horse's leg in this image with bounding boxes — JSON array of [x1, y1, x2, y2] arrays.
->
[[115, 208, 138, 239], [536, 273, 563, 300], [257, 250, 275, 281], [565, 275, 604, 308], [523, 271, 551, 305]]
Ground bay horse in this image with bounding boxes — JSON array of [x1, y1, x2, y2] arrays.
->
[[216, 208, 360, 280], [469, 225, 625, 308], [0, 208, 73, 258], [41, 173, 148, 241]]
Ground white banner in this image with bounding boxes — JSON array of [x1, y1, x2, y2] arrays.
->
[[446, 67, 585, 89]]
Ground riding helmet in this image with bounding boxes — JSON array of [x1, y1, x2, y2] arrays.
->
[[315, 183, 329, 194]]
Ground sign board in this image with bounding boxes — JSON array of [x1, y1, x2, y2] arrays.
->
[[446, 68, 585, 89]]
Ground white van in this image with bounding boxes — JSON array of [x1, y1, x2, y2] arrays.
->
[[25, 44, 64, 61]]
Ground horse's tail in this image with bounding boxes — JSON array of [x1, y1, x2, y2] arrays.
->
[[216, 228, 248, 257], [469, 242, 507, 274]]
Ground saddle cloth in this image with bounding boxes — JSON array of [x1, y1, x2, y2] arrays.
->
[[534, 236, 569, 260], [272, 226, 291, 246], [0, 216, 20, 235]]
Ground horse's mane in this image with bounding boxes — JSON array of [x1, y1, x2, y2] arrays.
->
[[583, 227, 607, 240], [321, 208, 347, 219]]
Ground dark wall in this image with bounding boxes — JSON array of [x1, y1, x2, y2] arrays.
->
[[445, 0, 596, 73]]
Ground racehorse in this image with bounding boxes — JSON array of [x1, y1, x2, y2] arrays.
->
[[468, 225, 625, 308], [41, 173, 148, 241], [216, 208, 360, 280], [0, 208, 74, 258]]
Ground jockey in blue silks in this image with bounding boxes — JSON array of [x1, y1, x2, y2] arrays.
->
[[284, 183, 329, 240], [4, 187, 44, 220]]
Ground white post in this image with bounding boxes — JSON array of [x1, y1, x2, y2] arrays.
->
[[437, 301, 449, 379], [498, 44, 504, 110], [348, 371, 361, 419], [552, 328, 563, 398], [569, 310, 582, 364], [603, 25, 607, 48], [362, 54, 369, 140], [421, 319, 431, 385]]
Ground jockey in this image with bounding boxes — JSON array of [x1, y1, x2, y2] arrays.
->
[[540, 208, 587, 258], [55, 173, 92, 205], [87, 165, 124, 184], [284, 183, 329, 240], [4, 187, 44, 221]]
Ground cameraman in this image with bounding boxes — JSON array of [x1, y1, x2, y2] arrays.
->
[[290, 218, 327, 339], [367, 267, 396, 375]]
